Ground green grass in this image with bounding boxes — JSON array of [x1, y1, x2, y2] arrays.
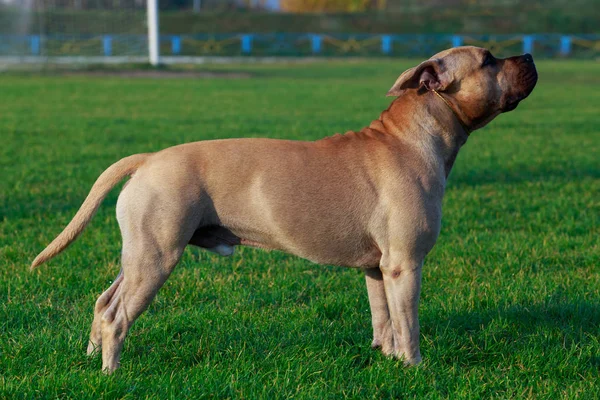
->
[[1, 59, 599, 398]]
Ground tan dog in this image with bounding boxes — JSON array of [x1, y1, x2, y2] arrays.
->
[[31, 46, 537, 373]]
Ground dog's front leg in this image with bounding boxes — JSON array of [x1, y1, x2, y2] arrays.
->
[[379, 252, 423, 365], [364, 267, 393, 351]]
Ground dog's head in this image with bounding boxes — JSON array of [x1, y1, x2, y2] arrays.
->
[[387, 46, 538, 130]]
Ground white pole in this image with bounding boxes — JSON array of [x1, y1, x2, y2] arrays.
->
[[147, 0, 160, 66]]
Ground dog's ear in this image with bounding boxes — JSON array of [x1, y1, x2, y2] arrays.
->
[[386, 58, 453, 97]]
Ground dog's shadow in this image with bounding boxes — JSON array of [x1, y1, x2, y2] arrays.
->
[[420, 300, 600, 366], [132, 295, 600, 370]]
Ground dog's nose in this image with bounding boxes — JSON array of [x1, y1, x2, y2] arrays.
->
[[522, 53, 534, 63]]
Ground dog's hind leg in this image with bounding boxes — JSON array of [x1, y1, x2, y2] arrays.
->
[[87, 271, 123, 356], [100, 242, 184, 373], [97, 175, 201, 373]]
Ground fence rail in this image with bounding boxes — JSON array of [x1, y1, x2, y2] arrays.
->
[[1, 33, 598, 58]]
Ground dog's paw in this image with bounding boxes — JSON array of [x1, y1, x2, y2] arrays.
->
[[375, 321, 395, 355], [402, 353, 422, 366], [383, 347, 422, 366], [86, 341, 101, 356]]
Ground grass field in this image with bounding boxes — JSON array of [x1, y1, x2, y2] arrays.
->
[[1, 59, 599, 398]]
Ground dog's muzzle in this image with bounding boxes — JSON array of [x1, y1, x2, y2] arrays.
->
[[503, 53, 538, 112]]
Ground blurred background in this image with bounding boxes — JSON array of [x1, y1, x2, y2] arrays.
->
[[0, 0, 598, 63]]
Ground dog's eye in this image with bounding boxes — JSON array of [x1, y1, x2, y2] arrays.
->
[[482, 53, 496, 67]]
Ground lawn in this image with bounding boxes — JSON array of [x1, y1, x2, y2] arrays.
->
[[1, 59, 599, 398]]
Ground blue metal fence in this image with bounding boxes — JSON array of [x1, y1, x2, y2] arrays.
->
[[0, 33, 598, 58]]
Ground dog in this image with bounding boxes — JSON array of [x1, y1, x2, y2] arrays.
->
[[31, 46, 537, 373]]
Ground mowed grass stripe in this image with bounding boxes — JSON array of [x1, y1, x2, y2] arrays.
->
[[1, 59, 599, 398]]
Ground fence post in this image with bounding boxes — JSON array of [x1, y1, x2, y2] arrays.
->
[[381, 35, 392, 55], [147, 0, 160, 65], [30, 35, 40, 55], [560, 35, 571, 56], [171, 36, 181, 55], [522, 35, 534, 54], [311, 34, 322, 54], [241, 34, 253, 54], [451, 35, 463, 47], [103, 35, 112, 56]]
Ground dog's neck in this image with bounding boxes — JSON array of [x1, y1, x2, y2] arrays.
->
[[368, 90, 470, 178]]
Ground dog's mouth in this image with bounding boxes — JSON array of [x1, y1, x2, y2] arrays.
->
[[503, 96, 524, 112]]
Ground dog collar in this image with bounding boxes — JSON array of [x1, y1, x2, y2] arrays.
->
[[431, 89, 470, 136]]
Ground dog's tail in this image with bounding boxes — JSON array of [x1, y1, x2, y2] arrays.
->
[[30, 153, 150, 270]]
